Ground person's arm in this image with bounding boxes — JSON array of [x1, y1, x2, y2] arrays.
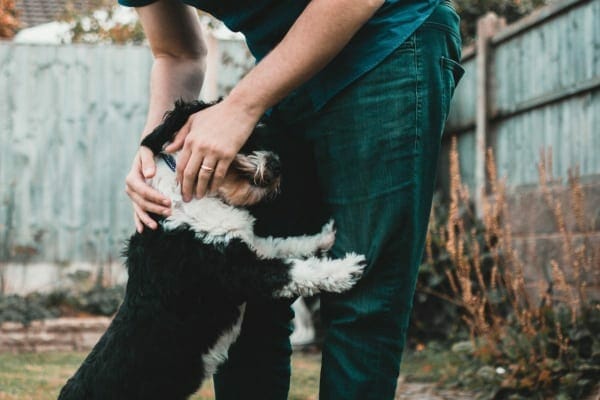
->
[[165, 0, 385, 201], [124, 1, 206, 232]]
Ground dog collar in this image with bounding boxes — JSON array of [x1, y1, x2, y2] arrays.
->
[[160, 153, 176, 172]]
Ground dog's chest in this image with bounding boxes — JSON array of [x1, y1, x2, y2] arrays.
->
[[151, 159, 257, 245]]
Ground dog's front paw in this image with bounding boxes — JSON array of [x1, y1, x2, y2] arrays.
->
[[276, 253, 367, 298], [321, 252, 366, 293], [338, 252, 367, 282], [316, 220, 336, 254]]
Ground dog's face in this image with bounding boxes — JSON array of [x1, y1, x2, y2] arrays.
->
[[143, 101, 281, 208], [217, 150, 281, 206]]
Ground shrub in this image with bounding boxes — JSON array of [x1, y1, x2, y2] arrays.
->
[[415, 138, 600, 398], [0, 285, 124, 326], [0, 0, 19, 39], [60, 1, 145, 44], [455, 0, 548, 44]]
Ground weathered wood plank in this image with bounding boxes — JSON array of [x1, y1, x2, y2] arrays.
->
[[444, 0, 599, 189]]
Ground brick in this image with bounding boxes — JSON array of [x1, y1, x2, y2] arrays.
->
[[0, 317, 111, 353], [0, 322, 26, 332], [505, 182, 600, 235], [511, 234, 600, 301], [44, 317, 111, 332]]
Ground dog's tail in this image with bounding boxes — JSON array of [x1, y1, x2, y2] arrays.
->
[[140, 100, 214, 154]]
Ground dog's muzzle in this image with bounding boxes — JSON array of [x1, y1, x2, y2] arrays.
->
[[257, 154, 281, 188]]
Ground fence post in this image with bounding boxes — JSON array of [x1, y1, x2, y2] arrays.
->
[[475, 13, 504, 218], [200, 27, 219, 101]]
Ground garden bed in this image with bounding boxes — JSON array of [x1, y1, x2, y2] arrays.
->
[[0, 285, 123, 353], [0, 317, 111, 353]]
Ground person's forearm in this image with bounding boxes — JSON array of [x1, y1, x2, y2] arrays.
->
[[141, 56, 205, 138], [227, 0, 385, 119]]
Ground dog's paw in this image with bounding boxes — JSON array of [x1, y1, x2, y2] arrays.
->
[[321, 253, 366, 293], [316, 219, 336, 254], [338, 252, 367, 280], [276, 253, 367, 298]]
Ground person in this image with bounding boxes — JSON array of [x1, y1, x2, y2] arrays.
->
[[121, 0, 464, 399]]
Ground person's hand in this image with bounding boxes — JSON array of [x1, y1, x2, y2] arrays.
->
[[125, 146, 172, 232], [164, 99, 261, 201]]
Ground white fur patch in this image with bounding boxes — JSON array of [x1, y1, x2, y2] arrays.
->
[[201, 303, 246, 377], [253, 220, 336, 259], [275, 253, 366, 298], [151, 156, 256, 246]]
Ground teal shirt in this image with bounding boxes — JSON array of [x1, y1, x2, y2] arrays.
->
[[119, 0, 440, 111]]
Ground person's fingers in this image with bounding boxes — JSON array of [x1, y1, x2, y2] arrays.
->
[[181, 152, 203, 202], [196, 156, 217, 198], [125, 173, 171, 207], [139, 147, 156, 179], [164, 121, 190, 153], [208, 159, 230, 194], [133, 212, 144, 233], [132, 202, 158, 230], [176, 146, 191, 187], [126, 187, 171, 217]]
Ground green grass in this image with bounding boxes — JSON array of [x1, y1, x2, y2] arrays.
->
[[0, 347, 455, 400], [0, 351, 322, 400], [399, 342, 464, 384]]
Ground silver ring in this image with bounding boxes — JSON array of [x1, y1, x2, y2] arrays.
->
[[200, 165, 215, 172]]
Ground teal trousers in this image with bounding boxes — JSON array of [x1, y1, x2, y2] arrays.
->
[[214, 2, 463, 399]]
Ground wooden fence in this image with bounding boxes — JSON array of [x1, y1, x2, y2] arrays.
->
[[440, 0, 599, 214], [0, 35, 252, 294], [440, 0, 599, 291]]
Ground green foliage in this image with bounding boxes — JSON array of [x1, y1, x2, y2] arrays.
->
[[0, 0, 19, 39], [409, 200, 465, 343], [60, 1, 145, 45], [454, 0, 548, 44], [0, 293, 60, 325], [0, 285, 125, 325], [409, 259, 464, 344], [437, 303, 600, 399], [409, 199, 505, 345], [73, 285, 125, 315], [412, 141, 600, 399]]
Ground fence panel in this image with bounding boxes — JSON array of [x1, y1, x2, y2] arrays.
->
[[490, 0, 600, 186], [0, 38, 251, 293], [441, 0, 600, 294], [0, 44, 151, 266], [443, 0, 600, 193]]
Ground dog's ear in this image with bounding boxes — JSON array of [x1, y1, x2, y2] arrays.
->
[[240, 120, 275, 154], [140, 100, 214, 154]]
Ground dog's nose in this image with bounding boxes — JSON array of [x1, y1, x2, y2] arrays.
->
[[266, 155, 281, 177]]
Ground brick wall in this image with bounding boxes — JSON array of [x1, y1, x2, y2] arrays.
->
[[506, 180, 600, 298], [0, 317, 111, 353]]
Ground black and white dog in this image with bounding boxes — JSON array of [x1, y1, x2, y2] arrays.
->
[[58, 101, 365, 400]]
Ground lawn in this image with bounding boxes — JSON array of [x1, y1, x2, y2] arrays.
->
[[0, 348, 453, 400], [0, 351, 322, 400]]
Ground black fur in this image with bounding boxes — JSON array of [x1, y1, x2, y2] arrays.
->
[[140, 100, 213, 154], [140, 99, 271, 156], [58, 225, 295, 400]]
